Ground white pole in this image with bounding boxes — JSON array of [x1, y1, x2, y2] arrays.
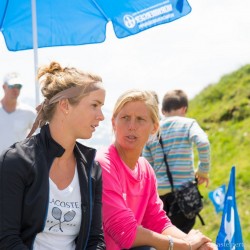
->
[[31, 0, 40, 106]]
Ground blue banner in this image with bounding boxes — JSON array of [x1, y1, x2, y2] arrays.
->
[[209, 184, 226, 213], [216, 166, 244, 250]]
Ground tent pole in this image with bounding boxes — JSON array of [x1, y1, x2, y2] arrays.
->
[[31, 0, 40, 106]]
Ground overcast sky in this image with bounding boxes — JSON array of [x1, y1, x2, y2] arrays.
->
[[1, 0, 250, 118]]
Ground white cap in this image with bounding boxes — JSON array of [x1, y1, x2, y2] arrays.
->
[[3, 72, 23, 86]]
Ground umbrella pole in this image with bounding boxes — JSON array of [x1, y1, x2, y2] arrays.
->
[[31, 0, 40, 106]]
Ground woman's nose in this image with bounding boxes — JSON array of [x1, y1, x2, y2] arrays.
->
[[97, 110, 105, 121], [128, 120, 136, 131]]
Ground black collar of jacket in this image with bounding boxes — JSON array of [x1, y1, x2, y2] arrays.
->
[[39, 124, 96, 168]]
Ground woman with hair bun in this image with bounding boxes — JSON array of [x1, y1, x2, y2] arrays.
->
[[0, 62, 106, 249]]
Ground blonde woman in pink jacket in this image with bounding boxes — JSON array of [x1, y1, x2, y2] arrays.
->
[[96, 89, 217, 250]]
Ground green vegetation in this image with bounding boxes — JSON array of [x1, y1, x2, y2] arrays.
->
[[188, 64, 250, 246]]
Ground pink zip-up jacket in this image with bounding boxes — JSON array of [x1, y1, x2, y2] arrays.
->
[[96, 144, 172, 250]]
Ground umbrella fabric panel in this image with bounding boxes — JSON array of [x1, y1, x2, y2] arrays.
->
[[36, 1, 107, 46], [0, 0, 8, 27], [1, 1, 36, 51], [1, 0, 108, 51], [94, 0, 192, 38], [1, 0, 191, 51]]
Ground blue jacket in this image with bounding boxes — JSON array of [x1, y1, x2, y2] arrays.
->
[[0, 125, 105, 250]]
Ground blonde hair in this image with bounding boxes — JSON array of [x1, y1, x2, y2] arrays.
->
[[113, 89, 160, 133], [38, 61, 102, 123]]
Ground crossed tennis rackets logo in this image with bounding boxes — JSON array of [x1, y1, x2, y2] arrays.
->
[[49, 207, 76, 232]]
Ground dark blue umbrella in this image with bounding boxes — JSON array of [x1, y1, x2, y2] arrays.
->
[[1, 0, 191, 51]]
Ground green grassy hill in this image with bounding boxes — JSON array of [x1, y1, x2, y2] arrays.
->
[[188, 64, 250, 246]]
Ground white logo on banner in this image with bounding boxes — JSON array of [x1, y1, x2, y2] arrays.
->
[[213, 187, 225, 206], [123, 1, 174, 29], [123, 15, 136, 28]]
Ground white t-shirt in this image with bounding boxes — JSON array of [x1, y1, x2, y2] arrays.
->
[[33, 167, 82, 250], [0, 102, 36, 153]]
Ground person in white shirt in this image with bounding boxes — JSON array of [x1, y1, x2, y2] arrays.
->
[[0, 72, 36, 153]]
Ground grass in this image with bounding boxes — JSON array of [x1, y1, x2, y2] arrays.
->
[[187, 65, 250, 247]]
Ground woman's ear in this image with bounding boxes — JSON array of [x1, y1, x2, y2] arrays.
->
[[111, 117, 116, 131], [151, 122, 159, 135], [58, 98, 69, 115]]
